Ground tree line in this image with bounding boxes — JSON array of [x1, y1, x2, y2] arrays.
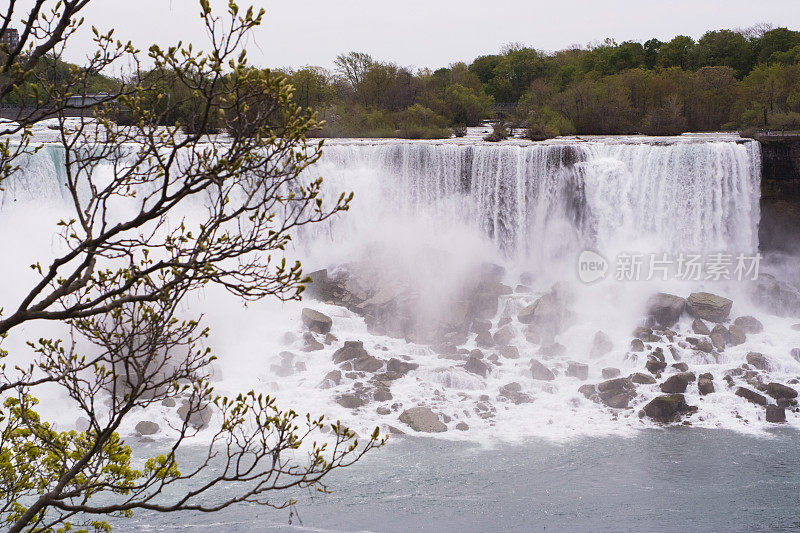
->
[[4, 25, 800, 139]]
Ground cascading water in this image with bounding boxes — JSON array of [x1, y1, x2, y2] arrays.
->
[[6, 133, 800, 443]]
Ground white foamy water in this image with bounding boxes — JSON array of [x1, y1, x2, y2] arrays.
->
[[4, 132, 800, 445]]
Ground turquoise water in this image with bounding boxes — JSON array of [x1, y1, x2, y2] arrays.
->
[[113, 428, 800, 532]]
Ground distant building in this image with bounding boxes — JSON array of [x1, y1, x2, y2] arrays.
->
[[0, 28, 19, 50], [66, 93, 113, 108]]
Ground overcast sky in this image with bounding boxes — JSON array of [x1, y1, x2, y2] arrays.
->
[[57, 0, 800, 71]]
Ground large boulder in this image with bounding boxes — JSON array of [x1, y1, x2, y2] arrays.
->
[[735, 387, 767, 406], [530, 359, 555, 381], [135, 420, 160, 436], [766, 405, 787, 423], [630, 372, 657, 384], [692, 319, 711, 335], [750, 273, 800, 318], [384, 358, 419, 379], [746, 352, 771, 371], [728, 324, 746, 346], [517, 284, 572, 342], [465, 355, 490, 378], [660, 372, 696, 394], [602, 367, 621, 379], [177, 401, 214, 429], [766, 382, 798, 400], [332, 341, 369, 363], [566, 362, 589, 380], [301, 308, 333, 334], [399, 407, 447, 432], [492, 325, 516, 346], [499, 382, 535, 404], [686, 292, 733, 323], [336, 393, 367, 409], [733, 316, 764, 334], [597, 377, 636, 408], [643, 394, 697, 422], [698, 375, 715, 395], [589, 331, 614, 358], [647, 293, 685, 327]]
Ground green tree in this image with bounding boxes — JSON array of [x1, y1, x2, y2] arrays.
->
[[658, 35, 696, 69]]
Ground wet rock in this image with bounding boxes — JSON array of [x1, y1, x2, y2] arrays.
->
[[590, 331, 614, 358], [660, 372, 695, 394], [602, 367, 621, 379], [792, 348, 800, 363], [399, 407, 447, 433], [578, 384, 598, 400], [135, 420, 160, 436], [686, 292, 733, 323], [647, 293, 685, 327], [597, 377, 636, 408], [728, 325, 746, 346], [498, 345, 520, 359], [630, 339, 645, 352], [692, 319, 711, 335], [493, 325, 516, 346], [633, 326, 660, 342], [352, 355, 384, 373], [471, 319, 492, 334], [751, 274, 800, 317], [177, 401, 214, 429], [643, 394, 697, 422], [384, 358, 419, 379], [302, 332, 325, 352], [766, 404, 787, 423], [517, 284, 573, 341], [735, 387, 768, 406], [455, 421, 470, 431], [376, 406, 391, 415], [630, 372, 657, 384], [709, 326, 728, 352], [465, 355, 490, 378], [645, 357, 667, 375], [530, 359, 556, 381], [301, 308, 333, 334], [161, 398, 177, 408], [499, 382, 535, 404], [698, 376, 715, 395], [442, 331, 468, 347], [746, 352, 771, 371], [566, 362, 589, 380], [475, 330, 495, 348], [766, 382, 798, 400], [671, 362, 689, 372], [538, 342, 567, 358], [336, 393, 367, 409], [372, 387, 393, 402], [324, 370, 342, 385], [734, 316, 763, 334], [333, 341, 369, 363], [324, 332, 338, 345]]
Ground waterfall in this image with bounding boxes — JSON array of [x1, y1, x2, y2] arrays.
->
[[311, 138, 762, 265]]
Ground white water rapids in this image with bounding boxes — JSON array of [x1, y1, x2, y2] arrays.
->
[[4, 130, 800, 443]]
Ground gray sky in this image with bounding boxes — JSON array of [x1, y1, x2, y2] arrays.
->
[[60, 0, 800, 70]]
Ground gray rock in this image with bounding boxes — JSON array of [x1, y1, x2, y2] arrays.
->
[[633, 326, 660, 342], [602, 367, 621, 379], [161, 398, 177, 408], [493, 325, 516, 346], [630, 339, 645, 352], [302, 332, 324, 352], [376, 406, 391, 415], [333, 341, 369, 363], [645, 357, 667, 374], [698, 376, 715, 395], [498, 345, 520, 359], [660, 372, 695, 394], [746, 352, 771, 371], [475, 330, 495, 348], [455, 421, 470, 431], [643, 394, 697, 422], [709, 327, 728, 352], [686, 292, 733, 323], [465, 356, 490, 378], [301, 308, 333, 334], [735, 387, 768, 406], [399, 407, 447, 433], [530, 359, 555, 381], [728, 324, 746, 346], [386, 358, 419, 377], [324, 370, 342, 385], [135, 420, 160, 436], [177, 401, 213, 429], [566, 362, 589, 380], [336, 393, 367, 409], [692, 318, 711, 335], [766, 404, 787, 423], [538, 342, 566, 358], [630, 372, 657, 384], [734, 316, 763, 334], [372, 387, 393, 402], [597, 377, 636, 408], [471, 319, 492, 334], [766, 382, 798, 400], [578, 384, 598, 400], [671, 362, 689, 372], [499, 382, 535, 404], [647, 293, 685, 327], [590, 331, 614, 358]]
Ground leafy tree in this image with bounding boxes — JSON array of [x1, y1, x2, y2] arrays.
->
[[0, 1, 383, 531], [658, 35, 696, 69], [694, 29, 753, 76], [756, 27, 800, 64]]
